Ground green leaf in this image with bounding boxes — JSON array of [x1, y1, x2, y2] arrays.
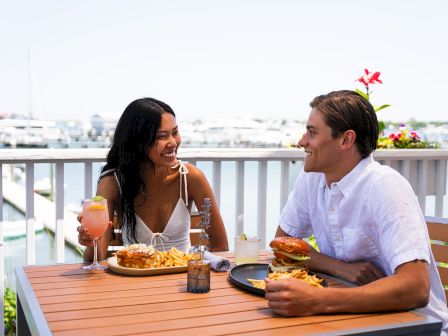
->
[[355, 89, 370, 101], [374, 104, 391, 113], [378, 121, 385, 134], [4, 287, 17, 334]]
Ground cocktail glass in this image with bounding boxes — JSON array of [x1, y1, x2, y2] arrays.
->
[[81, 197, 109, 270], [234, 235, 260, 265]]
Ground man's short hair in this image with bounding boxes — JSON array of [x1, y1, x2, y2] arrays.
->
[[310, 90, 379, 158]]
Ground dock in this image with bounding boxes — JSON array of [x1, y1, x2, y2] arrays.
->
[[2, 178, 82, 251]]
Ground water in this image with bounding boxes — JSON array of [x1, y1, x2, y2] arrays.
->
[[2, 162, 104, 290], [3, 204, 83, 290]]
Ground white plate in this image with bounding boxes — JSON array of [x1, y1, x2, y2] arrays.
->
[[106, 256, 188, 276]]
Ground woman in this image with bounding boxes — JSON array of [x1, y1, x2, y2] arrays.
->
[[78, 98, 229, 261]]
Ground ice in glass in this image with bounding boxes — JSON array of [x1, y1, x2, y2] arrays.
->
[[234, 234, 260, 265]]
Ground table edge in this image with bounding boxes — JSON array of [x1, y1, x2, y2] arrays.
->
[[313, 312, 442, 336], [15, 266, 52, 336]]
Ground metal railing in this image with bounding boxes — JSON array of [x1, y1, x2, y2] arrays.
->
[[1, 148, 448, 267]]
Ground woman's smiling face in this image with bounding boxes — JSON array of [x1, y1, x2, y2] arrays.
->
[[148, 113, 181, 168]]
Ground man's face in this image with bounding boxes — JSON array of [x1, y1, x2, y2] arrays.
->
[[298, 108, 342, 174]]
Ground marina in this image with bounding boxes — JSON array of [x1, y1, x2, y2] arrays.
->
[[2, 114, 448, 150]]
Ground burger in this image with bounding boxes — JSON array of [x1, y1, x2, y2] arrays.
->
[[269, 236, 310, 272]]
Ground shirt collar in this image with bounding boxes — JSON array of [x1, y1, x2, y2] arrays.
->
[[320, 154, 375, 197]]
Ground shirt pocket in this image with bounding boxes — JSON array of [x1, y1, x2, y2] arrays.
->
[[342, 227, 380, 262]]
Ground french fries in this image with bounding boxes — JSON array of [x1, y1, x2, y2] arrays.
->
[[248, 268, 324, 289], [116, 244, 193, 269], [153, 247, 193, 268]]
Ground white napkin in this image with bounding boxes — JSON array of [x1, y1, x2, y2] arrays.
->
[[204, 251, 230, 272], [189, 247, 230, 272]]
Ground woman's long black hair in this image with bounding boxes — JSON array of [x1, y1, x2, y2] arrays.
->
[[102, 98, 175, 243]]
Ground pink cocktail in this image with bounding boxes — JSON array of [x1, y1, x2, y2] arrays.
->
[[81, 197, 109, 270]]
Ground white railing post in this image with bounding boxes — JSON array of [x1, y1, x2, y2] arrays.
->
[[435, 159, 447, 216], [402, 160, 411, 181], [212, 161, 221, 209], [280, 160, 290, 211], [236, 161, 245, 235], [84, 162, 93, 199], [55, 162, 65, 263], [257, 160, 267, 247], [418, 160, 429, 212], [25, 163, 35, 265]]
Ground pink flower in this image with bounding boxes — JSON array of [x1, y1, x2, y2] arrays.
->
[[389, 132, 402, 142], [357, 69, 383, 87], [410, 130, 420, 141]]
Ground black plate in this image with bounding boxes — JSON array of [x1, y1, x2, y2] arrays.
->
[[229, 263, 327, 296], [229, 263, 268, 296]]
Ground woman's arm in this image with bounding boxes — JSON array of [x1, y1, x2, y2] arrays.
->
[[187, 164, 229, 252], [79, 175, 119, 261]]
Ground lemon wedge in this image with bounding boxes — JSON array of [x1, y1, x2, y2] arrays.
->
[[92, 195, 105, 202], [88, 204, 106, 211]]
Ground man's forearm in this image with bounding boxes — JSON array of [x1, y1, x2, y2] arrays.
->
[[306, 247, 386, 285], [317, 261, 429, 314], [307, 248, 353, 279]]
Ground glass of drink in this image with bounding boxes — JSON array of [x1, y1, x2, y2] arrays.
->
[[81, 196, 109, 270], [187, 259, 211, 293], [234, 234, 260, 265]]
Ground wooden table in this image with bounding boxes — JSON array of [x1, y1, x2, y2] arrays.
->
[[16, 251, 442, 336]]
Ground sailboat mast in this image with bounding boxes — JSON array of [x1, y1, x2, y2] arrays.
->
[[27, 48, 34, 120]]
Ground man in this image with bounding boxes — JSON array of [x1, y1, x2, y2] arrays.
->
[[266, 90, 448, 332]]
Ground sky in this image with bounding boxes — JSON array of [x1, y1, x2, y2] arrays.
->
[[1, 0, 447, 123]]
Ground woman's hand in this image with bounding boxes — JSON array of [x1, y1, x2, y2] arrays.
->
[[77, 214, 112, 247], [77, 214, 93, 247]]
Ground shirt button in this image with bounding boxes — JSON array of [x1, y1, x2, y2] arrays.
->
[[334, 234, 341, 241]]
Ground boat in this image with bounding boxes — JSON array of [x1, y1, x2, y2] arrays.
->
[[0, 118, 70, 148], [34, 177, 53, 196], [3, 219, 45, 239], [33, 177, 67, 197]]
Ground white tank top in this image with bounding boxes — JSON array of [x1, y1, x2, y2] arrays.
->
[[103, 161, 191, 253]]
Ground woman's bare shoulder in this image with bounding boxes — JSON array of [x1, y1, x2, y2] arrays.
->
[[97, 174, 120, 200], [185, 162, 206, 180]]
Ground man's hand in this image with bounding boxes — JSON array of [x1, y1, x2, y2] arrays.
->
[[337, 261, 386, 285], [305, 247, 385, 285], [265, 278, 323, 316]]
